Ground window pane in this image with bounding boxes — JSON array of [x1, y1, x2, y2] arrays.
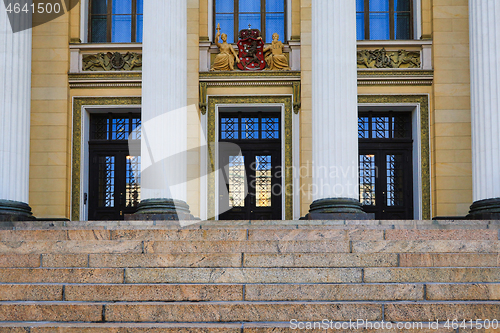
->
[[369, 12, 390, 39], [91, 16, 107, 43], [356, 0, 364, 12], [112, 0, 132, 14], [136, 14, 143, 42], [215, 13, 235, 43], [369, 0, 389, 12], [239, 0, 260, 13], [395, 0, 411, 11], [395, 12, 411, 39], [359, 154, 376, 206], [266, 13, 285, 42], [91, 0, 107, 14], [255, 155, 272, 207], [239, 13, 260, 32], [216, 0, 234, 13], [241, 118, 258, 139], [112, 15, 132, 42], [229, 155, 245, 207], [136, 0, 143, 14], [356, 12, 365, 40], [266, 0, 284, 12]]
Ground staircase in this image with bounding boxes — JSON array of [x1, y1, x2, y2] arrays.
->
[[0, 220, 499, 332]]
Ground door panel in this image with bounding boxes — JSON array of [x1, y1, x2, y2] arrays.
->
[[359, 112, 413, 220], [88, 113, 141, 221], [218, 111, 282, 220]]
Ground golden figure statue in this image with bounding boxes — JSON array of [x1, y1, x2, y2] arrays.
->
[[211, 24, 240, 71], [264, 33, 290, 71]]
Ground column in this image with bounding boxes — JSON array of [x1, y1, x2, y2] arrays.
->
[[133, 0, 192, 219], [467, 0, 500, 219], [307, 1, 367, 218], [0, 3, 34, 221]]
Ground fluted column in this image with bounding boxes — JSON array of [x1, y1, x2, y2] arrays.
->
[[134, 0, 191, 218], [0, 3, 34, 221], [468, 0, 500, 219], [308, 0, 366, 217]]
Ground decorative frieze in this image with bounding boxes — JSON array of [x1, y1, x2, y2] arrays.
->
[[357, 48, 420, 69], [82, 52, 142, 71]]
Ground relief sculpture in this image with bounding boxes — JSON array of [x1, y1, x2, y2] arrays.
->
[[357, 48, 420, 69], [83, 52, 142, 71]]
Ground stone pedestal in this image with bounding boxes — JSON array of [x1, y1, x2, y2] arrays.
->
[[467, 1, 500, 219], [136, 0, 191, 219], [0, 4, 34, 221], [309, 1, 368, 219]]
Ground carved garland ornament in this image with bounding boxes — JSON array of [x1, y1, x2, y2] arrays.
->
[[82, 52, 142, 71], [357, 48, 421, 69]]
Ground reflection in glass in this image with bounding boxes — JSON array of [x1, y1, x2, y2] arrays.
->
[[98, 156, 115, 208], [126, 156, 141, 208], [229, 156, 245, 207], [359, 154, 376, 206], [386, 154, 404, 206], [255, 156, 272, 207]]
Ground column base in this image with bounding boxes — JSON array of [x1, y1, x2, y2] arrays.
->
[[303, 198, 374, 220], [0, 200, 35, 222], [467, 198, 500, 220], [125, 198, 199, 221]]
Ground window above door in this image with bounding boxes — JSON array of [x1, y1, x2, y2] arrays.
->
[[356, 0, 414, 40], [89, 0, 143, 43], [214, 0, 286, 43]]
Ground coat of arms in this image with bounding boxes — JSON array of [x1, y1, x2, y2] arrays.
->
[[236, 27, 266, 71]]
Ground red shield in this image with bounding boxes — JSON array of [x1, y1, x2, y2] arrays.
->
[[237, 37, 266, 71]]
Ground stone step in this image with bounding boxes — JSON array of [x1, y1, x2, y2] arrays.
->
[[3, 283, 500, 302], [399, 253, 500, 267], [1, 301, 497, 323], [3, 301, 496, 323], [364, 268, 500, 283], [0, 228, 497, 242], [2, 220, 499, 231], [353, 240, 500, 253], [0, 323, 242, 333], [3, 253, 500, 269], [0, 240, 350, 254], [0, 268, 362, 284], [0, 322, 461, 332], [0, 268, 124, 283], [124, 268, 362, 283]]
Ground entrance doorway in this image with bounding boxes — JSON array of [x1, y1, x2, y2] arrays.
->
[[358, 112, 414, 219], [88, 113, 141, 220], [218, 111, 282, 220]]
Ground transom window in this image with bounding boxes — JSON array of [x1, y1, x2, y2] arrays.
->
[[214, 0, 286, 43], [220, 113, 280, 140], [356, 0, 413, 40], [89, 0, 143, 43]]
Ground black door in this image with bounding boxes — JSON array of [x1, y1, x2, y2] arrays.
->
[[88, 114, 141, 220], [358, 112, 414, 220], [218, 112, 282, 220]]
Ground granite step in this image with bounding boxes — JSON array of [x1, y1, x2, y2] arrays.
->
[[1, 301, 498, 323], [0, 267, 362, 284], [4, 283, 500, 302], [0, 322, 460, 333], [0, 323, 242, 333], [2, 220, 499, 231], [0, 228, 497, 242], [0, 301, 383, 322], [0, 240, 350, 254]]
